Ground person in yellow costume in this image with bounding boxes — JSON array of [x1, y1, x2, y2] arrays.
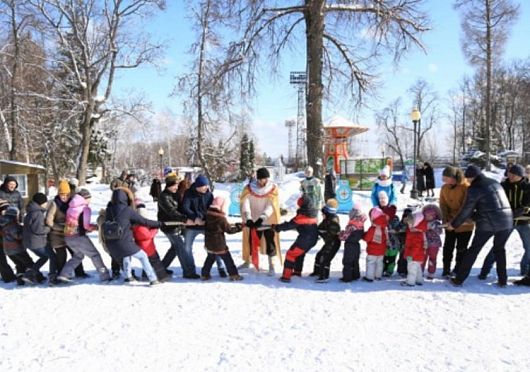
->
[[240, 167, 282, 275]]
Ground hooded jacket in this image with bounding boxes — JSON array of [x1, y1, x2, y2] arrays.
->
[[451, 174, 513, 232], [105, 189, 161, 260], [204, 207, 241, 254], [23, 201, 51, 250]]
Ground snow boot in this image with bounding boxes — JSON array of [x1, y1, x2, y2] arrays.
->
[[514, 275, 530, 286], [267, 256, 275, 276], [229, 274, 244, 281]]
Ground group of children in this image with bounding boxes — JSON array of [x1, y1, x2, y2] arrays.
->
[[1, 182, 444, 288], [275, 191, 444, 287]]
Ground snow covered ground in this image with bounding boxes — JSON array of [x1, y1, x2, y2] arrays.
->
[[1, 177, 530, 371]]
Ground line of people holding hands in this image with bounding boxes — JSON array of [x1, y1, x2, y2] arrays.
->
[[1, 162, 530, 288]]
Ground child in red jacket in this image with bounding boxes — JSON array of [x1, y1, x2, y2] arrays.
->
[[363, 207, 389, 282], [402, 210, 428, 287], [133, 201, 169, 282]]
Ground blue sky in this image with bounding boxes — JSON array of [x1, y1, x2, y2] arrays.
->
[[115, 0, 530, 158]]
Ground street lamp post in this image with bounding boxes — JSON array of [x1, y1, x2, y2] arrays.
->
[[410, 108, 421, 199], [158, 147, 164, 178]]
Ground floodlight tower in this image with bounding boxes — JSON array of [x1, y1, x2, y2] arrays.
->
[[284, 119, 296, 165], [290, 71, 307, 169]]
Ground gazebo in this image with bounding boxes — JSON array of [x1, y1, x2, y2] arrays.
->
[[323, 116, 369, 173]]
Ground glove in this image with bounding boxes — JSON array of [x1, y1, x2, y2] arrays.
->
[[254, 218, 263, 227], [246, 219, 254, 228], [406, 256, 413, 263]]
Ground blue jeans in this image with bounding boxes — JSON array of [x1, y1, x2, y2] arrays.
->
[[184, 228, 225, 273], [123, 250, 157, 282], [162, 232, 193, 276], [481, 225, 530, 276]]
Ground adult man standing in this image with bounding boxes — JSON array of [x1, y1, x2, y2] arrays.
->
[[182, 175, 225, 278], [478, 164, 530, 278], [157, 174, 188, 277], [447, 165, 513, 287], [240, 167, 282, 274], [0, 176, 24, 222]]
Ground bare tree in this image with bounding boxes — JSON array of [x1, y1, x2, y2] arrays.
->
[[454, 0, 519, 169], [27, 0, 166, 184], [227, 0, 430, 178], [375, 98, 411, 168], [408, 79, 438, 161]]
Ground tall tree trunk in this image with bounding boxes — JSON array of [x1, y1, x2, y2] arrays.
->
[[485, 0, 492, 170], [77, 106, 93, 186], [305, 0, 325, 179], [9, 3, 20, 161]]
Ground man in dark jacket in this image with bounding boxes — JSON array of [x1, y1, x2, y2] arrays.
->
[[181, 175, 225, 278], [478, 164, 530, 279], [0, 198, 17, 283], [447, 165, 513, 287], [0, 176, 24, 222], [157, 174, 189, 277]]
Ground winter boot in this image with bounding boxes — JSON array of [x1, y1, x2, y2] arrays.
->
[[150, 280, 162, 286], [237, 261, 250, 270], [267, 256, 275, 276], [514, 275, 530, 286], [218, 268, 227, 278], [21, 270, 37, 285], [201, 274, 212, 281], [229, 274, 244, 281]]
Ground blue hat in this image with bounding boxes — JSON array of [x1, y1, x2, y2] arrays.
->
[[194, 175, 209, 187], [464, 165, 482, 178]]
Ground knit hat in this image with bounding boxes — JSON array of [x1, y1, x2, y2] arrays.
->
[[165, 173, 179, 187], [256, 167, 270, 180], [379, 166, 390, 178], [304, 166, 314, 177], [297, 195, 318, 218], [322, 198, 338, 214], [4, 206, 19, 217], [508, 164, 525, 178], [464, 165, 482, 178], [210, 196, 226, 212], [378, 191, 389, 206], [369, 207, 384, 221], [349, 203, 364, 220], [32, 192, 48, 206], [58, 180, 70, 195], [194, 175, 209, 187], [77, 188, 91, 199], [442, 166, 457, 178]]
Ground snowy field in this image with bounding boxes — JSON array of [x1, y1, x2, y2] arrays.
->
[[1, 176, 530, 371]]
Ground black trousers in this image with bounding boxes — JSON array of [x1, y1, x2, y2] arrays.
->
[[201, 252, 238, 277], [442, 230, 472, 274], [256, 229, 277, 256], [342, 241, 361, 281], [456, 229, 511, 284], [313, 239, 341, 279], [8, 251, 35, 274], [0, 248, 17, 282]]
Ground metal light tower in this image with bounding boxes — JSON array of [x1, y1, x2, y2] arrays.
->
[[284, 119, 296, 165], [290, 71, 307, 170]]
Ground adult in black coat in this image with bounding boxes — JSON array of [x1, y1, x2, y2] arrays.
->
[[423, 162, 435, 197], [105, 189, 161, 261], [415, 165, 425, 197], [323, 169, 337, 202], [149, 178, 162, 202], [447, 165, 513, 286]]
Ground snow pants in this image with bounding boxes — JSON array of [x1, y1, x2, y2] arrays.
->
[[406, 260, 424, 286], [62, 236, 110, 281], [422, 246, 440, 276], [342, 240, 361, 281], [312, 239, 341, 279], [282, 245, 314, 280], [383, 248, 399, 276], [202, 251, 238, 277], [365, 254, 384, 280]]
